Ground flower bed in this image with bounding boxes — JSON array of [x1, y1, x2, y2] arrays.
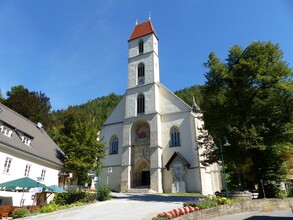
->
[[154, 206, 201, 219]]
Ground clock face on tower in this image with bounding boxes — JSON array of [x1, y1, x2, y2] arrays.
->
[[138, 77, 145, 85]]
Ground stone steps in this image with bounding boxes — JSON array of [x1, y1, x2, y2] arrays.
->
[[126, 188, 157, 194]]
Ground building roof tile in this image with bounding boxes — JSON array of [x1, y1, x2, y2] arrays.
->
[[129, 20, 158, 41], [0, 103, 64, 167]]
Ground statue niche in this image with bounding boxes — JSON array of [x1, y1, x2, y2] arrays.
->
[[171, 160, 186, 193]]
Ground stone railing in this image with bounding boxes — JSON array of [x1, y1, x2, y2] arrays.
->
[[173, 198, 293, 220]]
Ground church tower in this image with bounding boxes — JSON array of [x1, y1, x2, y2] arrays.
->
[[127, 20, 159, 89], [120, 20, 163, 192]]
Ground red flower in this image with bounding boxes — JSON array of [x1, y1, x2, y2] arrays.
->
[[188, 206, 195, 212], [183, 207, 190, 213]]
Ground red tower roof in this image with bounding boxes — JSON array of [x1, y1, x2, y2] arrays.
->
[[128, 20, 158, 41]]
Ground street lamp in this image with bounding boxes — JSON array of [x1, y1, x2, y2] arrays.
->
[[213, 137, 231, 198], [106, 167, 112, 187]]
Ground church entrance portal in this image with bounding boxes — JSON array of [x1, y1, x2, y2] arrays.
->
[[131, 159, 150, 187], [141, 171, 150, 186], [131, 121, 150, 188]]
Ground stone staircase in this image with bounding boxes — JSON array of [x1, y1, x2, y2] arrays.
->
[[126, 187, 157, 194]]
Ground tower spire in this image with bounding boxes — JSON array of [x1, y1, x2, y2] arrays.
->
[[192, 96, 200, 112]]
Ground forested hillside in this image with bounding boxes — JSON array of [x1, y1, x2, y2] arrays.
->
[[0, 85, 202, 134], [51, 93, 122, 131], [51, 86, 203, 132], [174, 85, 203, 107]]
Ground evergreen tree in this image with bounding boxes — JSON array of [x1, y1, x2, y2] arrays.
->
[[175, 85, 203, 107], [3, 85, 52, 128], [0, 89, 3, 102], [201, 42, 293, 197]]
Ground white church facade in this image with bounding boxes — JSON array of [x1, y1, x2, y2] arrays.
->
[[100, 20, 222, 195]]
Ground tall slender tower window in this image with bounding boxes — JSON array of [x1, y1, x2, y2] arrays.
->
[[109, 136, 119, 155], [137, 94, 145, 115], [138, 63, 145, 85], [139, 40, 144, 54], [170, 126, 181, 147]]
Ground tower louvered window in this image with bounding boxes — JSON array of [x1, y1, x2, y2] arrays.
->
[[139, 40, 144, 54], [138, 63, 145, 85], [137, 94, 145, 115]]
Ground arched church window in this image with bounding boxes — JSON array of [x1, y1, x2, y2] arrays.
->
[[139, 40, 144, 54], [109, 136, 119, 155], [137, 63, 145, 85], [137, 94, 145, 115], [170, 126, 181, 147]]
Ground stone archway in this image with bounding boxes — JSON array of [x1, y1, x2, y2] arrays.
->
[[131, 121, 150, 188], [132, 159, 150, 187]]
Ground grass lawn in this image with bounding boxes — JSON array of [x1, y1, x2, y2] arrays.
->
[[162, 192, 204, 197]]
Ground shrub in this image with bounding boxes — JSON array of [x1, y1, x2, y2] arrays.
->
[[39, 203, 60, 213], [12, 207, 30, 219], [96, 185, 111, 201], [184, 200, 218, 209], [81, 193, 97, 203], [54, 191, 87, 205], [276, 190, 287, 199], [214, 196, 232, 205]]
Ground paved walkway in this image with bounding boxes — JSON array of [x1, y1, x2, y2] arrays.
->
[[22, 192, 198, 220], [21, 193, 293, 220]]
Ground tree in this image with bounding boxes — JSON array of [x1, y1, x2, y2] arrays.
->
[[0, 89, 3, 102], [3, 85, 53, 128], [175, 85, 203, 107], [56, 107, 105, 185], [201, 42, 293, 197]]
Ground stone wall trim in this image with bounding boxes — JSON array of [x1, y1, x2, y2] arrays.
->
[[173, 199, 293, 220]]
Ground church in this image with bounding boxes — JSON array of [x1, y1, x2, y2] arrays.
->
[[100, 19, 221, 195]]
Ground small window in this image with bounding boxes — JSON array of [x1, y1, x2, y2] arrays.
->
[[137, 94, 145, 115], [21, 136, 32, 146], [109, 136, 119, 155], [139, 40, 144, 54], [0, 125, 13, 138], [138, 63, 145, 85], [3, 157, 12, 173], [24, 164, 31, 177], [40, 169, 46, 181], [170, 126, 181, 147]]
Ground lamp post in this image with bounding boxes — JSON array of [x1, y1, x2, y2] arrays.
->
[[214, 137, 231, 198], [106, 167, 112, 187]]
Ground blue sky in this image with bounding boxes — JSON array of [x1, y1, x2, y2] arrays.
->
[[0, 0, 292, 110]]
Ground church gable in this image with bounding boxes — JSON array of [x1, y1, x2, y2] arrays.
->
[[165, 151, 191, 170], [159, 83, 192, 114], [103, 95, 126, 126]]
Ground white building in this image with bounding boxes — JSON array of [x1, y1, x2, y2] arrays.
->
[[0, 103, 65, 206], [100, 20, 221, 195]]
